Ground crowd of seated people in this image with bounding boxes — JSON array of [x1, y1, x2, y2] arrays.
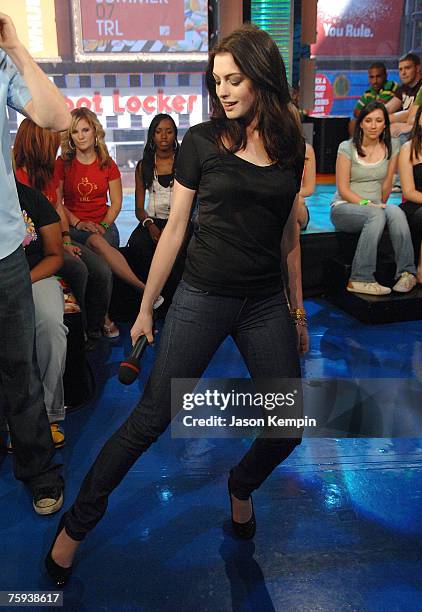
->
[[9, 90, 422, 455], [329, 52, 422, 296], [9, 111, 194, 451], [57, 108, 146, 340], [13, 118, 112, 348], [353, 54, 422, 192]]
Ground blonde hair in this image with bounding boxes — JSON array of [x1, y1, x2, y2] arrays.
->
[[61, 108, 111, 169]]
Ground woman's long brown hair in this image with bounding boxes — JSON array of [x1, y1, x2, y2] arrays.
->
[[353, 100, 392, 158], [206, 23, 304, 169], [410, 104, 422, 162], [13, 118, 61, 192]]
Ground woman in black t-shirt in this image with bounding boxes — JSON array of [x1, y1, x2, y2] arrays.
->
[[46, 24, 307, 585]]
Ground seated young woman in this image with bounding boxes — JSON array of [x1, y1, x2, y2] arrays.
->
[[57, 108, 145, 338], [17, 180, 67, 448], [399, 104, 422, 283], [13, 118, 112, 348], [330, 100, 416, 295], [126, 113, 191, 306]]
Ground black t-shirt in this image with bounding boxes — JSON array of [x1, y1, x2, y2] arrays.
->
[[17, 181, 60, 270], [175, 121, 304, 296], [394, 78, 422, 111]]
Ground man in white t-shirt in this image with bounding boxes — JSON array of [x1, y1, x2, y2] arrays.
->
[[0, 13, 70, 515]]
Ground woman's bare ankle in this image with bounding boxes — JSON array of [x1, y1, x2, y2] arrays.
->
[[52, 530, 80, 568], [230, 493, 252, 523]]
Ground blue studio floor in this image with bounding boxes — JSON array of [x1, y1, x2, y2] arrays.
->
[[1, 186, 422, 611]]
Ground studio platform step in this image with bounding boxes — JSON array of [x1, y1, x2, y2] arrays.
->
[[324, 258, 422, 324]]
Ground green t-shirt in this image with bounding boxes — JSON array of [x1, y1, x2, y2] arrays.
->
[[413, 84, 422, 106], [354, 80, 398, 114]]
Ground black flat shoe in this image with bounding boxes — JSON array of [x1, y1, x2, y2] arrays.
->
[[228, 480, 256, 540], [44, 514, 73, 586]]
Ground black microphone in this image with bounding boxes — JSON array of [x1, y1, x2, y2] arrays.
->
[[118, 295, 164, 385]]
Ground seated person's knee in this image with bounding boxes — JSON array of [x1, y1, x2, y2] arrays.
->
[[87, 233, 107, 251]]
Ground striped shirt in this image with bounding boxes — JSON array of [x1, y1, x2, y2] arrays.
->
[[354, 80, 398, 115]]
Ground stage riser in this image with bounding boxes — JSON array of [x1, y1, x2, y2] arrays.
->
[[109, 236, 422, 325], [301, 231, 422, 324]]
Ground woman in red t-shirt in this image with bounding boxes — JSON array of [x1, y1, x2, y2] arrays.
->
[[58, 108, 145, 337]]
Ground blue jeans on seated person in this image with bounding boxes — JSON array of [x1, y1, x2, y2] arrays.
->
[[330, 203, 416, 282], [0, 246, 62, 492], [69, 222, 119, 249], [63, 280, 302, 540]]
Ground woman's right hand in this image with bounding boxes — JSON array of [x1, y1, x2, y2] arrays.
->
[[148, 223, 162, 244], [76, 220, 101, 233], [131, 309, 154, 346]]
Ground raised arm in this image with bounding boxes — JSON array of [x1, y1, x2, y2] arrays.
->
[[131, 179, 195, 345], [0, 12, 69, 131]]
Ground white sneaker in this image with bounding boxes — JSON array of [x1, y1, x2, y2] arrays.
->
[[347, 280, 391, 296], [392, 272, 417, 293]]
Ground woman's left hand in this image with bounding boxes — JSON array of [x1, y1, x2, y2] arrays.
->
[[296, 325, 309, 355]]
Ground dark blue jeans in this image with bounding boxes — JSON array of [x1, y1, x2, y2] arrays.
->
[[0, 246, 62, 492], [64, 280, 301, 540], [60, 243, 112, 333]]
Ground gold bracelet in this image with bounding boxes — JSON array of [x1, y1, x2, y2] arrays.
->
[[290, 307, 307, 320]]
